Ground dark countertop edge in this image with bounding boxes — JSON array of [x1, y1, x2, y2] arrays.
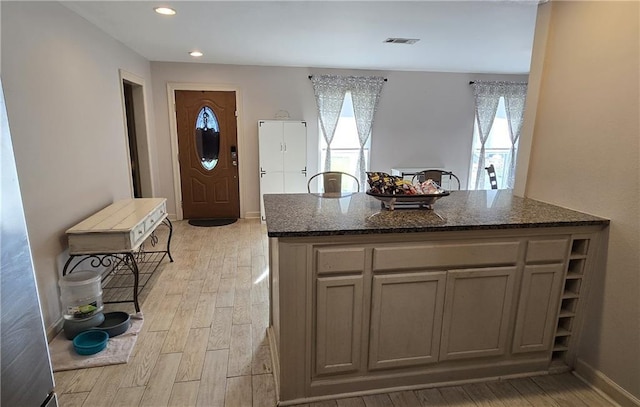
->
[[266, 219, 610, 238]]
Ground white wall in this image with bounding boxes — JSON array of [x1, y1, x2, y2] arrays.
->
[[150, 62, 525, 218], [1, 2, 155, 331], [521, 1, 639, 400]]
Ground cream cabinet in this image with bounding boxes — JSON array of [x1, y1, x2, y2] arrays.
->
[[440, 267, 517, 360], [315, 275, 364, 375], [258, 120, 307, 221], [369, 271, 446, 370], [271, 229, 603, 403]]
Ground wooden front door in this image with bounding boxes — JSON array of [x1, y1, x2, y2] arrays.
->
[[176, 90, 240, 219]]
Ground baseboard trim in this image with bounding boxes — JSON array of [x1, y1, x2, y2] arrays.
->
[[46, 317, 64, 343], [574, 358, 640, 407], [244, 211, 261, 219]]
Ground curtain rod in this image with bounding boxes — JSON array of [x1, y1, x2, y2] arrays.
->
[[308, 75, 387, 82]]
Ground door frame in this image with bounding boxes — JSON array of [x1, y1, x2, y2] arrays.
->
[[167, 83, 245, 220], [119, 69, 155, 198]]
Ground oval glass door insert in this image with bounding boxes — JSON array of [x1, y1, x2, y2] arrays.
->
[[195, 106, 220, 171]]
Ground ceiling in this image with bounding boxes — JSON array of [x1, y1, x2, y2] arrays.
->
[[62, 1, 539, 74]]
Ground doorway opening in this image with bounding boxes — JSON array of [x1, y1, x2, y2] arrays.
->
[[120, 70, 153, 198]]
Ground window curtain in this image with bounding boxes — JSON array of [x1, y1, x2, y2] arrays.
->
[[348, 76, 385, 188], [504, 84, 528, 188], [471, 81, 527, 189], [310, 75, 348, 172]]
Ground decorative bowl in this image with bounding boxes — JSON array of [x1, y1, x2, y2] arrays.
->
[[366, 189, 450, 211], [72, 330, 109, 355]]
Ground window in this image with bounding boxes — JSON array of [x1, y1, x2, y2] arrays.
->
[[468, 97, 515, 189], [318, 91, 370, 174]]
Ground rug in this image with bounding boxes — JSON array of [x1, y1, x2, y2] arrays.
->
[[50, 313, 143, 372], [188, 218, 237, 227]]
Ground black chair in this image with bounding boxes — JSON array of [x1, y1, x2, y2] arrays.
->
[[307, 171, 360, 193], [485, 164, 498, 189], [412, 170, 460, 190]]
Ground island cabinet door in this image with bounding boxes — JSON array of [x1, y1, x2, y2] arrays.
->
[[315, 275, 364, 375], [440, 267, 517, 361], [368, 271, 446, 370], [512, 264, 565, 354]]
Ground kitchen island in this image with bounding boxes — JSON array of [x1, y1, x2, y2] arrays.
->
[[264, 191, 609, 405]]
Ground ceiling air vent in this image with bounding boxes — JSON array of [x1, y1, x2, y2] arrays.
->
[[384, 38, 420, 45]]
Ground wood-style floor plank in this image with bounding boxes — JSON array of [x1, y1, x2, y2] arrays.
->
[[463, 382, 508, 406], [532, 374, 590, 407], [196, 350, 228, 407], [335, 397, 366, 407], [252, 373, 276, 407], [81, 364, 128, 407], [208, 307, 234, 350], [175, 327, 210, 382], [62, 366, 104, 394], [415, 388, 449, 406], [58, 392, 89, 407], [228, 324, 252, 377], [362, 394, 393, 407], [192, 291, 217, 328], [509, 378, 561, 407], [485, 381, 534, 406], [439, 386, 476, 407], [225, 375, 253, 407], [111, 386, 145, 407], [389, 390, 422, 406], [168, 381, 199, 407], [119, 331, 167, 387], [139, 353, 182, 407]]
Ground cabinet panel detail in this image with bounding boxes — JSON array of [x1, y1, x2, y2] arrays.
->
[[369, 271, 446, 370], [440, 267, 516, 360], [512, 264, 564, 353], [373, 242, 520, 271], [315, 275, 364, 375], [316, 247, 366, 275], [526, 238, 569, 262]]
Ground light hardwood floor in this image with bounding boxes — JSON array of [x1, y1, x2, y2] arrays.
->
[[54, 219, 616, 407]]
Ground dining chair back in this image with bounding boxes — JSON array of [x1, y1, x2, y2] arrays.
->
[[307, 171, 360, 193], [485, 164, 498, 189]]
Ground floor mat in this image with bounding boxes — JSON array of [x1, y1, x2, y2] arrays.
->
[[49, 313, 143, 372], [188, 218, 238, 227]]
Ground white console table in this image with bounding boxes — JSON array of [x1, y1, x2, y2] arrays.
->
[[63, 198, 173, 312]]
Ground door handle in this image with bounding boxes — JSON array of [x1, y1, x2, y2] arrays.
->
[[231, 146, 237, 166]]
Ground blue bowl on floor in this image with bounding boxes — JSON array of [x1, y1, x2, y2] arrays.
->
[[73, 330, 109, 355]]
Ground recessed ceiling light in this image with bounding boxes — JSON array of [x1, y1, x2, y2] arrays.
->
[[189, 51, 203, 57], [154, 7, 176, 16]]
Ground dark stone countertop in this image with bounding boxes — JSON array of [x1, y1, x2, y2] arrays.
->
[[263, 190, 609, 237]]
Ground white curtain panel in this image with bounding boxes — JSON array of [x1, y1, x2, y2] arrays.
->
[[471, 81, 527, 189], [310, 75, 348, 172], [349, 76, 385, 188], [504, 84, 528, 188]]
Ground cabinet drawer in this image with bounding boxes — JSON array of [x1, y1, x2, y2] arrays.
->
[[145, 203, 166, 231], [316, 247, 366, 275], [373, 241, 520, 271], [526, 238, 569, 263], [130, 222, 146, 247]]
